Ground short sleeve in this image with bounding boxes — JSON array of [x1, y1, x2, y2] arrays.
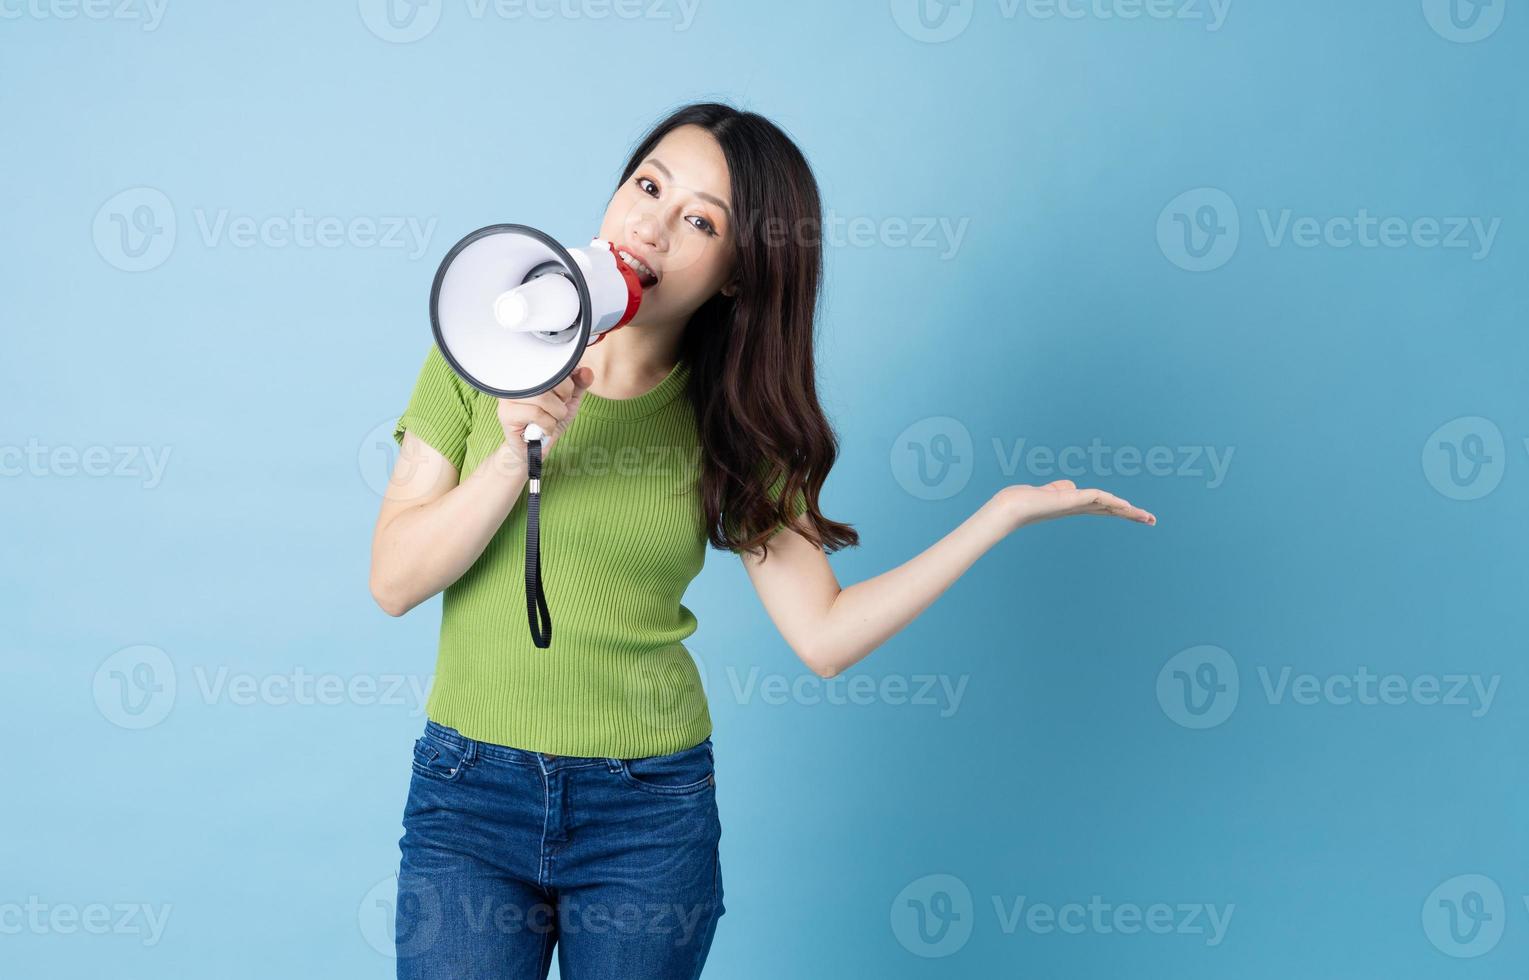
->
[[392, 344, 472, 473]]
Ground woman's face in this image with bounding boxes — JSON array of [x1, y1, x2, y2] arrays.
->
[[597, 124, 736, 328]]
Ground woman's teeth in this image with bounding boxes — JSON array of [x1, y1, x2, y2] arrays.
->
[[619, 250, 658, 286]]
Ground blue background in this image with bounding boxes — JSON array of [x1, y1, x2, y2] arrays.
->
[[3, 0, 1525, 976]]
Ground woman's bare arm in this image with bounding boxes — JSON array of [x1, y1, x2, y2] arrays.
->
[[741, 480, 1156, 677], [368, 435, 529, 616], [369, 368, 593, 616]]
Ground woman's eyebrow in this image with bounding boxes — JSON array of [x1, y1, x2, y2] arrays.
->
[[644, 157, 732, 217]]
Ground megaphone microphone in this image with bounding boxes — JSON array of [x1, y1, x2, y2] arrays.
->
[[429, 224, 652, 649]]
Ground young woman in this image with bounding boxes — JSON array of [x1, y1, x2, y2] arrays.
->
[[370, 101, 1155, 979]]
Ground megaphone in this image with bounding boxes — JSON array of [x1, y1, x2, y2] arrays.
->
[[429, 224, 651, 649]]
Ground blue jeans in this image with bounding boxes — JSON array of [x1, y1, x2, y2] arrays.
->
[[394, 720, 724, 979]]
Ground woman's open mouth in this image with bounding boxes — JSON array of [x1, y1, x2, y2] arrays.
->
[[616, 247, 660, 289]]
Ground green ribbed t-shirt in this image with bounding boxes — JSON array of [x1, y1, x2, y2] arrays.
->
[[391, 344, 733, 758]]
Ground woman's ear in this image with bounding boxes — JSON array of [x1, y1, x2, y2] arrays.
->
[[720, 278, 739, 298]]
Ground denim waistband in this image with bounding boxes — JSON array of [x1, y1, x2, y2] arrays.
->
[[423, 718, 712, 769]]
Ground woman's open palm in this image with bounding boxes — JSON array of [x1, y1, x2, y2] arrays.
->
[[998, 479, 1157, 530]]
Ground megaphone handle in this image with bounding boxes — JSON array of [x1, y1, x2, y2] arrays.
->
[[524, 437, 553, 649]]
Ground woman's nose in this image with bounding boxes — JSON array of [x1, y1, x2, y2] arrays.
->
[[629, 211, 671, 252]]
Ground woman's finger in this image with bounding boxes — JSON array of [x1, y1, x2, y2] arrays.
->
[[1108, 497, 1156, 524], [532, 409, 562, 438], [549, 367, 594, 403], [525, 391, 570, 422], [501, 405, 561, 437], [1081, 489, 1155, 524]]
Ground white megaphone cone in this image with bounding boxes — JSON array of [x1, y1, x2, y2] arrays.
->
[[427, 223, 653, 650], [430, 224, 647, 398]]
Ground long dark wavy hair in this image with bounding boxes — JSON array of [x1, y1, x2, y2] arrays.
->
[[613, 101, 859, 560]]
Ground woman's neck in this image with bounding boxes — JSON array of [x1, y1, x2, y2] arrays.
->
[[579, 321, 684, 399]]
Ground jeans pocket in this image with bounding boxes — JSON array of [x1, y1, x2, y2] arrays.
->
[[615, 739, 715, 796], [411, 728, 472, 782]]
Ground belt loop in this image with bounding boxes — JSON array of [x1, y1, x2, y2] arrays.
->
[[462, 736, 478, 766]]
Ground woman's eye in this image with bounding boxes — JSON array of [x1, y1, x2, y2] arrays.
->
[[634, 176, 715, 236]]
